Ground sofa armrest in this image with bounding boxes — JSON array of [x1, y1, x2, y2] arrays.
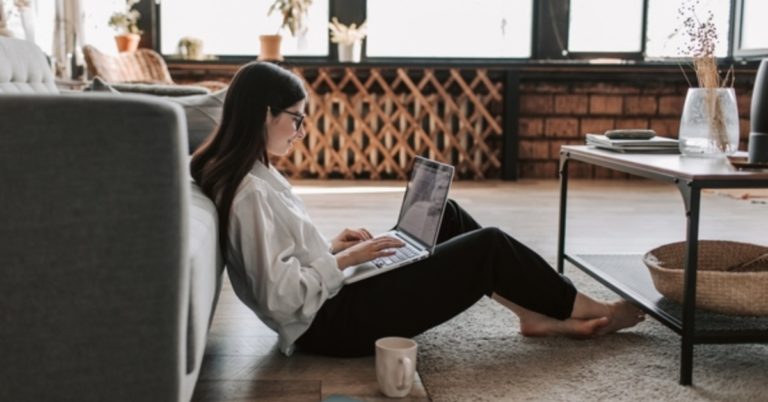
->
[[0, 94, 191, 402]]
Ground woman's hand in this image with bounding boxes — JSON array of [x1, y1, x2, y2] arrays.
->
[[335, 236, 405, 270], [330, 228, 373, 254]]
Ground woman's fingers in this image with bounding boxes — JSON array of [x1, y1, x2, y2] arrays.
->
[[344, 228, 371, 241], [372, 236, 404, 250], [376, 249, 397, 258]]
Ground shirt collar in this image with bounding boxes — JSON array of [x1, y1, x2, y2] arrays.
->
[[250, 161, 292, 191]]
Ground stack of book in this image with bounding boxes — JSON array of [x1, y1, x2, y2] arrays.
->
[[586, 134, 680, 153]]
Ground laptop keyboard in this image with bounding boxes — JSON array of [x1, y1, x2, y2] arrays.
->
[[372, 243, 420, 268]]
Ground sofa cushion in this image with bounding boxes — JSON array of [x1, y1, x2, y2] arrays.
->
[[86, 77, 226, 153], [85, 76, 210, 96], [0, 37, 58, 94], [171, 89, 226, 152], [182, 182, 223, 401]]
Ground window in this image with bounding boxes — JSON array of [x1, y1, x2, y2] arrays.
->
[[32, 1, 56, 55], [366, 0, 532, 58], [1, 0, 56, 54], [645, 0, 731, 58], [81, 0, 128, 55], [568, 0, 644, 53], [0, 0, 121, 55], [739, 0, 768, 50], [160, 0, 329, 56]]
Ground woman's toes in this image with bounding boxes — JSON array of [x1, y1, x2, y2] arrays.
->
[[594, 302, 646, 336]]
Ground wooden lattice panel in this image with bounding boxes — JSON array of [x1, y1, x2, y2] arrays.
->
[[273, 67, 504, 180]]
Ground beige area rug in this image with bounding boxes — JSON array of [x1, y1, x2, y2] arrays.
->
[[415, 268, 768, 402]]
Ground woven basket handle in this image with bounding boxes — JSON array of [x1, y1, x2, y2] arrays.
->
[[727, 252, 768, 272]]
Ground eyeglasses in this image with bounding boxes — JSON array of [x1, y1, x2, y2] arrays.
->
[[274, 108, 306, 132]]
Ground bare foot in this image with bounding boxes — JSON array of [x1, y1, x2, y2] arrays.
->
[[520, 315, 610, 338], [594, 301, 645, 336], [491, 293, 644, 340]]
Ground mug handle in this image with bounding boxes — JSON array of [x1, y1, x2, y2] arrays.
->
[[397, 356, 414, 391]]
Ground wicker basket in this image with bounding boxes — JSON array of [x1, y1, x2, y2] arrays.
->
[[643, 241, 768, 316]]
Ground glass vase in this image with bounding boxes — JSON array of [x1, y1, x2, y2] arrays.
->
[[678, 88, 740, 157]]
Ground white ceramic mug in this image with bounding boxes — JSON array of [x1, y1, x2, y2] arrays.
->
[[375, 337, 417, 398]]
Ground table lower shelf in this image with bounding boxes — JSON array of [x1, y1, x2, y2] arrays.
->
[[565, 254, 768, 343]]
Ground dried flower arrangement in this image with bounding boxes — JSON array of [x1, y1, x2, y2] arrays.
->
[[676, 0, 734, 152], [329, 17, 367, 46], [268, 0, 312, 37]]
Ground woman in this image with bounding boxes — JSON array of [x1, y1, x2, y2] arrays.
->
[[190, 62, 644, 358]]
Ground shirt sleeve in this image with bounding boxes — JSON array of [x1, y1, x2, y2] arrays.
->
[[229, 186, 344, 324]]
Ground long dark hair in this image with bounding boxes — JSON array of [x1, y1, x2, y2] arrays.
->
[[190, 61, 307, 252]]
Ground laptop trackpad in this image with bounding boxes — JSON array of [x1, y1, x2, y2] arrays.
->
[[343, 262, 378, 279]]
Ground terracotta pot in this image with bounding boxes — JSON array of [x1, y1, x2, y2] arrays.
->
[[258, 35, 283, 61], [114, 33, 141, 53]]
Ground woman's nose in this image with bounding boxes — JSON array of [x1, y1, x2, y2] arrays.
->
[[297, 124, 307, 138]]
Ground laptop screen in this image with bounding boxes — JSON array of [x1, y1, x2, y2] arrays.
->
[[395, 157, 455, 248]]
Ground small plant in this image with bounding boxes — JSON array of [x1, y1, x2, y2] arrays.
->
[[108, 0, 142, 35], [329, 17, 367, 45], [177, 36, 204, 59], [268, 0, 312, 36]]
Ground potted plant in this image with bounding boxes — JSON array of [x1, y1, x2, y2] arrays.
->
[[108, 0, 143, 53], [177, 36, 205, 60], [259, 0, 312, 61], [329, 17, 367, 63]]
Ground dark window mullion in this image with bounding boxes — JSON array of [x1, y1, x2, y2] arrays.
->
[[727, 0, 737, 58], [135, 0, 157, 51], [537, 0, 570, 59], [640, 0, 649, 57], [731, 0, 744, 57]]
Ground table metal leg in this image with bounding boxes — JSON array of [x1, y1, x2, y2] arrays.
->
[[677, 181, 701, 386], [557, 153, 570, 274]]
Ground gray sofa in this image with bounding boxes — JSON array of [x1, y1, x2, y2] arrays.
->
[[0, 38, 223, 402]]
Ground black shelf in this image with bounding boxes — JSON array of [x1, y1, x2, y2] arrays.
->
[[566, 254, 768, 342], [557, 146, 768, 385]]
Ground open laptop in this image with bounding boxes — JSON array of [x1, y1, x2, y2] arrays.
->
[[343, 156, 455, 284]]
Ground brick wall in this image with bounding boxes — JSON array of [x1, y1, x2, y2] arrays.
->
[[517, 80, 754, 179]]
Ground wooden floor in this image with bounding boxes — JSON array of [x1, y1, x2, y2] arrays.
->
[[191, 179, 766, 402]]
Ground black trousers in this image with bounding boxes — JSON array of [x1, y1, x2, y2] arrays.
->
[[295, 200, 577, 357]]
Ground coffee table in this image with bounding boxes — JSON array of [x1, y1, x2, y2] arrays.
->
[[556, 145, 768, 385]]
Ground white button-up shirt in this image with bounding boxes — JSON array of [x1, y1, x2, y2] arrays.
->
[[225, 161, 344, 355]]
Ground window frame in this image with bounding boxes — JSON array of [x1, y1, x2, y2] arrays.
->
[[563, 0, 648, 61], [732, 0, 768, 59], [143, 0, 764, 64]]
